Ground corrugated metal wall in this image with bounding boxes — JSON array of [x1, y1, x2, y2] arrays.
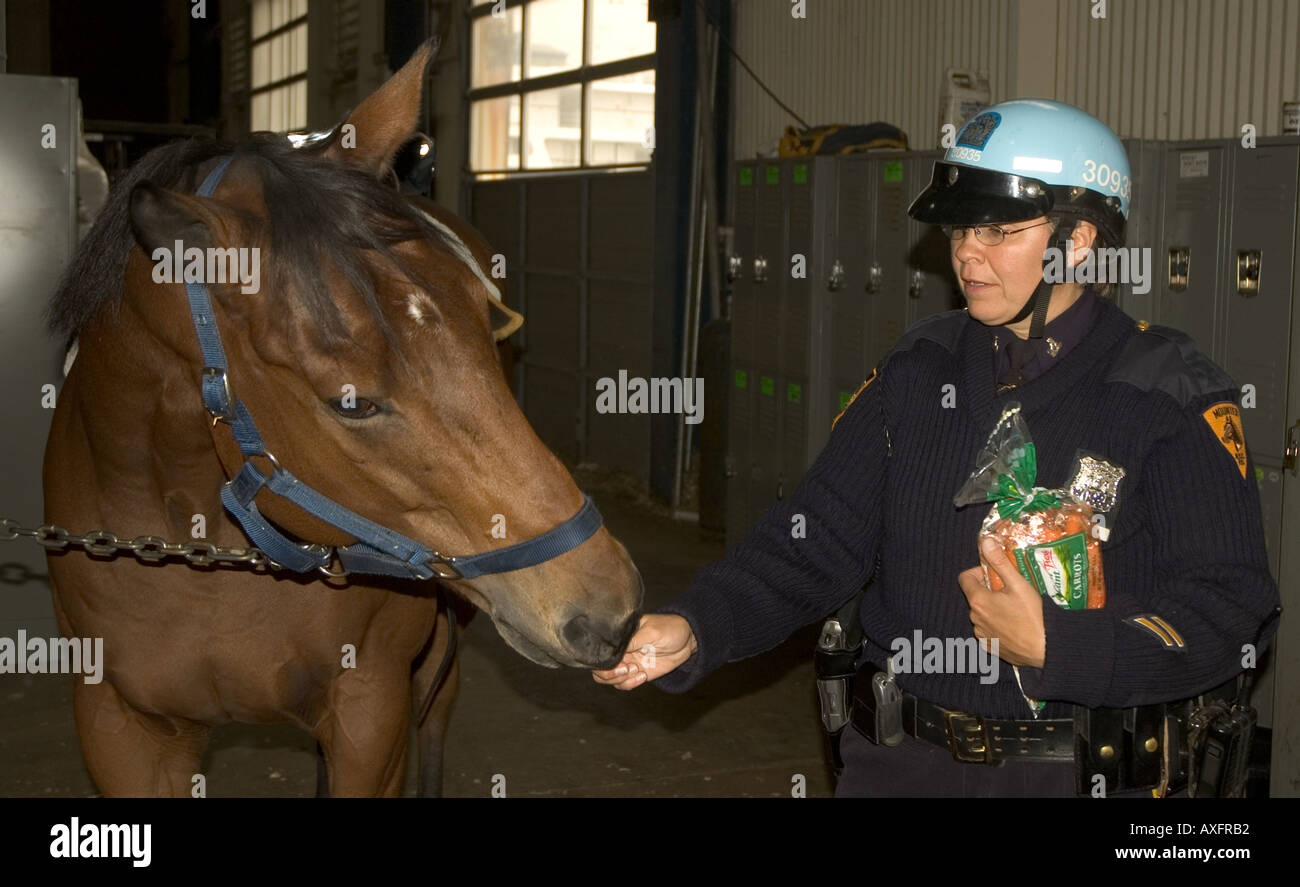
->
[[732, 0, 1300, 158], [731, 0, 1015, 157], [1056, 0, 1300, 140]]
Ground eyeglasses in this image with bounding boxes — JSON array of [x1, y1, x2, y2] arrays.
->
[[940, 219, 1053, 246]]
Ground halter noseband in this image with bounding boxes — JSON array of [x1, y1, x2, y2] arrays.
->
[[184, 155, 602, 580]]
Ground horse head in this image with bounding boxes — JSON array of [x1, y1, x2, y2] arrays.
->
[[109, 42, 643, 669]]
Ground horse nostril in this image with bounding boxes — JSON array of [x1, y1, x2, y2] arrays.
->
[[563, 613, 632, 666]]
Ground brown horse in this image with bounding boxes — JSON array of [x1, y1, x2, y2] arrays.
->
[[42, 43, 642, 797]]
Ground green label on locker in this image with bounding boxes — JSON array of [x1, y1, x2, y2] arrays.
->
[[786, 383, 802, 403], [793, 164, 808, 184], [739, 168, 753, 186], [884, 161, 903, 183], [760, 376, 775, 395], [734, 369, 747, 388], [765, 166, 780, 185]]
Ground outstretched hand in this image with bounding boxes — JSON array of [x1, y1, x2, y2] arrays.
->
[[591, 614, 697, 690]]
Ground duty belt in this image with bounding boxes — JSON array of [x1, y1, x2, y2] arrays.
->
[[849, 674, 1243, 794], [850, 682, 1074, 763]]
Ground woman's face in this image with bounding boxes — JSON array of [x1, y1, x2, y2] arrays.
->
[[950, 217, 1055, 326]]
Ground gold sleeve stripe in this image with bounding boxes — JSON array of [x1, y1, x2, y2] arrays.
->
[[1127, 615, 1186, 650], [831, 368, 878, 431], [1148, 615, 1185, 648]]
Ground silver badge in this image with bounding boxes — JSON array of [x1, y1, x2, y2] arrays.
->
[[1068, 455, 1126, 514], [1046, 336, 1061, 358]]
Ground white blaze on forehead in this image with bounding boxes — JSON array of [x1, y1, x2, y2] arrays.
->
[[405, 291, 437, 325], [413, 207, 503, 302]]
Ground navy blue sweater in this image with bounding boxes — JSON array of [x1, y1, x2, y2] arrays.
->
[[655, 294, 1280, 720]]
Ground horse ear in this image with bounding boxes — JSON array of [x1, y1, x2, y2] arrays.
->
[[325, 38, 439, 178], [489, 298, 524, 341], [128, 182, 217, 256]]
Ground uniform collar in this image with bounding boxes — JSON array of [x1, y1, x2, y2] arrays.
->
[[962, 291, 1132, 433], [994, 286, 1101, 365]]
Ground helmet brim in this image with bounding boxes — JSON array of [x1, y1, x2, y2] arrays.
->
[[907, 162, 1055, 226]]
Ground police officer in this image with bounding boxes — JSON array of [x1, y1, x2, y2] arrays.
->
[[593, 100, 1281, 797]]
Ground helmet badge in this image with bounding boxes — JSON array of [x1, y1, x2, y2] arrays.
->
[[956, 111, 1001, 149], [947, 166, 959, 184]]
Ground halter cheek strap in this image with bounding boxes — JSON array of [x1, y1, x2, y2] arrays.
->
[[186, 156, 603, 580]]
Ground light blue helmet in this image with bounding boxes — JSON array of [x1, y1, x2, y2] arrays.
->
[[909, 99, 1129, 247]]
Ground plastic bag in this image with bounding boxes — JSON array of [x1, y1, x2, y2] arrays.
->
[[954, 403, 1124, 610]]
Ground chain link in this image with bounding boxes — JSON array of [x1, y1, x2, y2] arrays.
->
[[1, 518, 283, 572]]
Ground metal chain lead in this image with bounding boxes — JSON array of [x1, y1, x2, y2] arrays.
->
[[0, 517, 324, 573]]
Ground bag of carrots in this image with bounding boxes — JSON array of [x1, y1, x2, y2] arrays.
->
[[954, 403, 1126, 612]]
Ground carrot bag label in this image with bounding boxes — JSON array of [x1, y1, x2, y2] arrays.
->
[[953, 403, 1126, 714]]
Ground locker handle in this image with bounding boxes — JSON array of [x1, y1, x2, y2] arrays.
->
[[1167, 247, 1190, 292], [727, 255, 743, 283], [908, 269, 924, 299], [1285, 421, 1299, 474], [866, 264, 883, 294], [1236, 250, 1261, 296], [752, 256, 768, 283], [828, 260, 845, 291]]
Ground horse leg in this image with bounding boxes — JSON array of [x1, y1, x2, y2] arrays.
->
[[314, 672, 412, 797], [315, 742, 330, 798], [73, 678, 210, 797], [411, 592, 472, 798], [413, 653, 460, 798]]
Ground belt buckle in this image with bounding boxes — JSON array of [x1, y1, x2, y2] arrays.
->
[[944, 711, 993, 763]]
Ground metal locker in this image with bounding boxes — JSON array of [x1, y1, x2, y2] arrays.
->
[[748, 160, 787, 526], [725, 161, 758, 547], [1119, 138, 1164, 323], [780, 157, 814, 499], [870, 152, 913, 367], [1223, 138, 1299, 466], [1252, 463, 1286, 733], [1265, 138, 1300, 797], [830, 155, 875, 436], [903, 151, 961, 330], [1156, 140, 1233, 360], [781, 157, 839, 492]]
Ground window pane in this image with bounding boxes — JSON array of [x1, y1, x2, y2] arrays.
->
[[251, 23, 307, 89], [524, 0, 583, 78], [471, 95, 522, 171], [524, 85, 582, 168], [590, 0, 655, 65], [471, 6, 522, 88], [585, 70, 654, 165]]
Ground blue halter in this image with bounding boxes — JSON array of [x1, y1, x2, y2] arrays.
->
[[185, 155, 602, 580]]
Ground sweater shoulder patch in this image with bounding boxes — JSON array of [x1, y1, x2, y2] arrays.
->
[[1104, 323, 1238, 407], [878, 309, 968, 373]]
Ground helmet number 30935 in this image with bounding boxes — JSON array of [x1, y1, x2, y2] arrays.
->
[[1081, 159, 1131, 201]]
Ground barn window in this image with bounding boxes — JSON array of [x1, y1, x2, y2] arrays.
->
[[250, 0, 309, 133], [468, 0, 656, 175]]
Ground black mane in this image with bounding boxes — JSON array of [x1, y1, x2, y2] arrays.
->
[[48, 134, 454, 363]]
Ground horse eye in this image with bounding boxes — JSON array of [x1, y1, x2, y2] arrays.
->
[[328, 397, 381, 419]]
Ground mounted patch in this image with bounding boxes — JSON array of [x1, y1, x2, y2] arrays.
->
[[1201, 401, 1248, 478], [957, 112, 1001, 150], [832, 368, 878, 430], [1126, 614, 1186, 650]]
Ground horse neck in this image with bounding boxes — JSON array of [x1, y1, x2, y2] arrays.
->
[[63, 289, 229, 533]]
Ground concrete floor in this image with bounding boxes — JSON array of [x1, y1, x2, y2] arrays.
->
[[0, 483, 837, 798]]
